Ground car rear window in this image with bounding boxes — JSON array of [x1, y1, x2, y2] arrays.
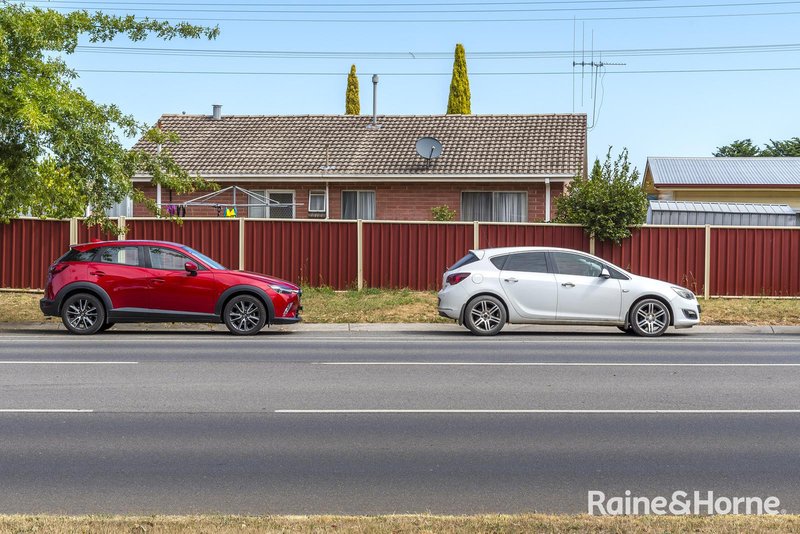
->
[[503, 252, 549, 273], [449, 252, 479, 271], [61, 248, 98, 262]]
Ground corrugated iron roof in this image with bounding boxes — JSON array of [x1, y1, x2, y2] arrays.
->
[[649, 200, 797, 215], [134, 113, 587, 177], [647, 157, 800, 186]]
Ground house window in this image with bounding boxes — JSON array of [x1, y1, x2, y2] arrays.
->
[[308, 191, 327, 213], [106, 196, 132, 218], [250, 190, 295, 219], [342, 191, 376, 220], [461, 192, 527, 222]]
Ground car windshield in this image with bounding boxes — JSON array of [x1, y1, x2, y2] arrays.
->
[[182, 246, 226, 270]]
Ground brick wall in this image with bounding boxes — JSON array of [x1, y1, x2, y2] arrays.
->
[[134, 180, 565, 222]]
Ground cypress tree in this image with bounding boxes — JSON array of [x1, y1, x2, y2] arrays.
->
[[447, 43, 471, 114], [345, 64, 360, 115]]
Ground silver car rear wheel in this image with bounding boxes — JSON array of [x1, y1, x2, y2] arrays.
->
[[464, 295, 507, 336], [630, 299, 670, 337]]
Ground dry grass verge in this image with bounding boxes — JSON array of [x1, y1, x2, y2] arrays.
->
[[1, 289, 798, 326], [1, 514, 800, 533]]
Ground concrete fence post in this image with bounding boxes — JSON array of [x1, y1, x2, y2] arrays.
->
[[239, 218, 246, 271], [589, 235, 596, 256], [473, 221, 480, 249], [117, 216, 126, 240], [357, 219, 364, 291], [704, 225, 712, 300], [69, 217, 78, 244]]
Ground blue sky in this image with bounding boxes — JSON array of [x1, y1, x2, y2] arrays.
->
[[42, 0, 800, 174]]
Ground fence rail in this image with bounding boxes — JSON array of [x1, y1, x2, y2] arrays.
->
[[1, 217, 799, 296]]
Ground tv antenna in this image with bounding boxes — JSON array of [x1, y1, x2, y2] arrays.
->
[[415, 137, 443, 168], [572, 24, 625, 129]]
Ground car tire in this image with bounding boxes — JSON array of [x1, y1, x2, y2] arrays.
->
[[223, 294, 267, 336], [629, 298, 670, 337], [464, 295, 507, 336], [61, 293, 105, 335], [100, 322, 115, 332]]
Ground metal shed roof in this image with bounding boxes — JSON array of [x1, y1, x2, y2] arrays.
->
[[647, 200, 798, 226], [646, 157, 800, 187]]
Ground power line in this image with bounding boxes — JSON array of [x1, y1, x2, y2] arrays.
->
[[26, 0, 759, 6], [35, 9, 800, 23], [73, 42, 800, 59], [74, 66, 800, 75], [31, 0, 800, 14]]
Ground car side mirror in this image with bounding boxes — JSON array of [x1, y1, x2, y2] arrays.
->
[[600, 268, 611, 279], [185, 261, 198, 275]]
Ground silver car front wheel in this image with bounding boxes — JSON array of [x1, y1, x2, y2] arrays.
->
[[630, 299, 670, 337], [464, 295, 507, 336]]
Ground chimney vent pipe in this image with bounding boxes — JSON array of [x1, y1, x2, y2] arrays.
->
[[212, 104, 222, 120], [367, 75, 381, 129]]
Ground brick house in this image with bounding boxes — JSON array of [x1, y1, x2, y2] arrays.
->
[[131, 110, 587, 222]]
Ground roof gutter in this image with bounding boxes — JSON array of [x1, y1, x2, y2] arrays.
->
[[132, 173, 575, 183]]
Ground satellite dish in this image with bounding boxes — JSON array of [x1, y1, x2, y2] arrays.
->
[[416, 137, 443, 160]]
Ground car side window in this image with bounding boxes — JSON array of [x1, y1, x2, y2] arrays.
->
[[490, 255, 508, 270], [148, 246, 196, 271], [503, 252, 549, 273], [97, 246, 140, 266], [551, 252, 603, 277], [62, 248, 98, 262]]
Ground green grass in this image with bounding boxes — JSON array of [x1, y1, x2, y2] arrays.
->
[[1, 289, 799, 326], [1, 514, 799, 533]]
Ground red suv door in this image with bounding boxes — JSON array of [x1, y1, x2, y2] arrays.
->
[[88, 246, 150, 310], [144, 245, 219, 314]]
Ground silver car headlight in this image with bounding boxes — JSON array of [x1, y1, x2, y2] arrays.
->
[[671, 286, 695, 300]]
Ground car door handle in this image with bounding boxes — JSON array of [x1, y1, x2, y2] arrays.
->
[[504, 277, 519, 283], [89, 270, 105, 277], [150, 278, 165, 285], [561, 282, 575, 288]]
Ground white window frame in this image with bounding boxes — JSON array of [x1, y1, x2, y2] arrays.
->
[[341, 190, 377, 220], [308, 190, 327, 213], [252, 190, 295, 219], [460, 191, 528, 222]]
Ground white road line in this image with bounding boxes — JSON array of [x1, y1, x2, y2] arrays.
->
[[316, 362, 800, 367], [275, 409, 800, 414], [0, 361, 138, 365], [0, 409, 93, 413]]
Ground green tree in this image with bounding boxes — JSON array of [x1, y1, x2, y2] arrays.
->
[[345, 64, 360, 115], [430, 205, 456, 221], [555, 148, 648, 243], [714, 139, 761, 157], [0, 3, 219, 233], [446, 43, 471, 115], [762, 137, 800, 156]]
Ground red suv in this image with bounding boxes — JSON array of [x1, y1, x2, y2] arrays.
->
[[40, 240, 302, 335]]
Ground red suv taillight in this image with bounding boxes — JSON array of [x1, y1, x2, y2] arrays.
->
[[49, 263, 68, 275], [446, 272, 470, 285]]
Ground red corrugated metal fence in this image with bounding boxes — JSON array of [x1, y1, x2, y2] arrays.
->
[[0, 219, 70, 289], [363, 222, 475, 290], [710, 227, 800, 296], [594, 227, 706, 293], [125, 219, 240, 271], [1, 218, 799, 296], [246, 220, 358, 289]]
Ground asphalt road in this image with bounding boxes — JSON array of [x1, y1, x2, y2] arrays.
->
[[1, 327, 799, 515]]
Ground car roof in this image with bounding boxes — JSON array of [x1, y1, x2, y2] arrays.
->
[[73, 240, 186, 250], [475, 246, 588, 256]]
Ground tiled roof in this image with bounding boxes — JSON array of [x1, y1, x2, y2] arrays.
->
[[647, 157, 800, 187], [134, 114, 586, 177]]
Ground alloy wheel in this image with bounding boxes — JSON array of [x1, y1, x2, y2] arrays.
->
[[228, 300, 261, 333], [633, 300, 669, 336], [66, 298, 98, 331]]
